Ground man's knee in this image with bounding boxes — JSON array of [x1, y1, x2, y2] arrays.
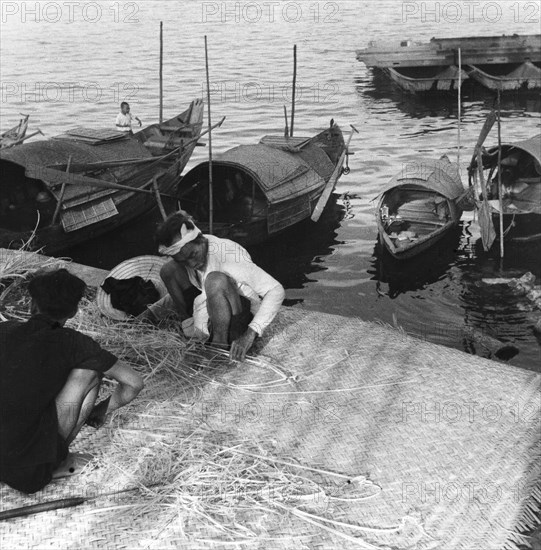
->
[[160, 261, 189, 287], [205, 272, 233, 297]]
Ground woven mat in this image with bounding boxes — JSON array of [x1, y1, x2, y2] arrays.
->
[[1, 309, 540, 550]]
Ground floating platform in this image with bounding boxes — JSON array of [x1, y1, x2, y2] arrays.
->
[[1, 249, 540, 549], [357, 34, 541, 93]]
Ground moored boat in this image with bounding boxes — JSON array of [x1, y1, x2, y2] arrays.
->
[[175, 122, 347, 246], [375, 157, 464, 260], [0, 99, 204, 253], [469, 134, 541, 242], [357, 34, 541, 94], [467, 61, 541, 91]]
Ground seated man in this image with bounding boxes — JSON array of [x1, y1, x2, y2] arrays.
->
[[0, 269, 144, 494], [153, 211, 285, 361]]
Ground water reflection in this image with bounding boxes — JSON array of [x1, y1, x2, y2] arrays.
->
[[355, 71, 541, 120], [249, 196, 346, 305], [368, 225, 463, 299]]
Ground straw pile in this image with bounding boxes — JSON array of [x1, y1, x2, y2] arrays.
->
[[1, 253, 540, 549]]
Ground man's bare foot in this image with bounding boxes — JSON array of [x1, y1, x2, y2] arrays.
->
[[52, 452, 95, 479]]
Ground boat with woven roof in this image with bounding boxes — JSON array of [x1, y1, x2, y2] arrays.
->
[[375, 157, 464, 259], [175, 121, 347, 246], [0, 99, 204, 253], [469, 133, 541, 242]]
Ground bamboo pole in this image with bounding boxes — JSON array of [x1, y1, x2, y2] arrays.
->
[[152, 176, 168, 220], [290, 44, 297, 137], [31, 166, 178, 199], [457, 48, 462, 168], [204, 35, 214, 234], [159, 22, 163, 123], [283, 105, 289, 137], [51, 155, 72, 226], [497, 90, 504, 259]]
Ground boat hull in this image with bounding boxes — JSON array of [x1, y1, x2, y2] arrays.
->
[[386, 66, 468, 93], [377, 211, 461, 260], [468, 62, 541, 91], [491, 212, 541, 242]]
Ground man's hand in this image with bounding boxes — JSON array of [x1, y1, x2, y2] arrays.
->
[[86, 396, 111, 429], [230, 328, 257, 362]]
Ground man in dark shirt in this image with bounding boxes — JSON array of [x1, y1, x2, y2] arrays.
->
[[0, 268, 144, 494]]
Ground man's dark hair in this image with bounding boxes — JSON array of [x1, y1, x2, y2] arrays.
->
[[155, 211, 196, 247], [120, 101, 129, 108], [28, 268, 86, 319]]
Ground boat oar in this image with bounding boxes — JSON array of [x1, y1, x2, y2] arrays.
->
[[311, 124, 358, 222], [496, 90, 504, 259], [468, 110, 497, 176]]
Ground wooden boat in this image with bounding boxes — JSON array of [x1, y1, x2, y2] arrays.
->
[[386, 65, 468, 93], [0, 115, 29, 149], [0, 99, 204, 253], [357, 34, 541, 93], [175, 122, 346, 246], [467, 61, 541, 91], [469, 134, 541, 242], [375, 157, 464, 259]]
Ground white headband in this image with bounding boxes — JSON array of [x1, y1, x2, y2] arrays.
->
[[158, 223, 201, 256]]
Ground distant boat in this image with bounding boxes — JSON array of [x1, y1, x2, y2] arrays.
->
[[467, 61, 541, 91], [469, 134, 541, 242], [176, 122, 347, 246], [375, 157, 464, 259], [357, 34, 541, 94], [0, 99, 204, 252]]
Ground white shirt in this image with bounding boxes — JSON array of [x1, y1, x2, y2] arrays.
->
[[115, 112, 136, 132], [187, 235, 285, 337]]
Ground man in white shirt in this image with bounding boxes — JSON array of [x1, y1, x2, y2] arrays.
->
[[115, 102, 142, 133], [154, 212, 285, 361]]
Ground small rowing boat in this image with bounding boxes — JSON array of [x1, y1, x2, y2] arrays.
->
[[0, 99, 204, 253], [375, 157, 464, 259], [175, 121, 347, 246]]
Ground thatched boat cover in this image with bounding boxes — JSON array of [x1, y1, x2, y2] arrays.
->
[[0, 303, 539, 549], [376, 158, 464, 200], [0, 135, 152, 174], [188, 143, 335, 204], [484, 134, 541, 173]]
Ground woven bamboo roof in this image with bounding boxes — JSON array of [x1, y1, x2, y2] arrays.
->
[[186, 142, 335, 204]]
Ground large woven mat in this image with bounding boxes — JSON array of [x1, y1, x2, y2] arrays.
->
[[1, 308, 539, 549]]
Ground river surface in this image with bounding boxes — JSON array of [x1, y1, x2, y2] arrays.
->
[[1, 1, 540, 371]]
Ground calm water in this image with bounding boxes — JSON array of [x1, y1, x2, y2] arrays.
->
[[1, 1, 540, 371]]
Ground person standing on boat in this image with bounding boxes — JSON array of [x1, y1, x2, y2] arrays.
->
[[115, 101, 142, 133], [0, 269, 144, 494], [152, 211, 285, 362]]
